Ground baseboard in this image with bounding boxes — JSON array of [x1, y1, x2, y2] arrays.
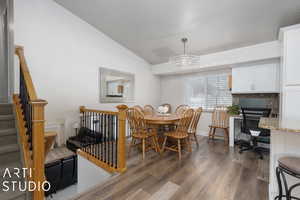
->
[[269, 184, 274, 200], [197, 130, 209, 136]]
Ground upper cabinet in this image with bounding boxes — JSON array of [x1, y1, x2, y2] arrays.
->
[[232, 60, 280, 94]]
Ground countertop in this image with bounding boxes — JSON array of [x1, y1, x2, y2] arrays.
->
[[259, 117, 300, 133]]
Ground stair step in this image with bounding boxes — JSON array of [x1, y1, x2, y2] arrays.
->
[[0, 162, 22, 182], [0, 186, 26, 200], [0, 144, 20, 169], [0, 115, 14, 121], [0, 159, 25, 200], [0, 128, 16, 136], [0, 144, 19, 155], [0, 151, 21, 170], [0, 134, 17, 146], [0, 115, 15, 130], [0, 104, 13, 115]]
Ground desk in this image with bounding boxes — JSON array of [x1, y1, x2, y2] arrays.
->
[[258, 117, 300, 199], [229, 115, 242, 147]]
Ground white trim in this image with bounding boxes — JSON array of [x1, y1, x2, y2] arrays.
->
[[278, 23, 300, 41]]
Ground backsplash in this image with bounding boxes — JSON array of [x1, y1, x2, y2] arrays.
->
[[232, 93, 279, 116]]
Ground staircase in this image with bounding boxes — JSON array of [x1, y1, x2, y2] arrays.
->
[[0, 103, 26, 200]]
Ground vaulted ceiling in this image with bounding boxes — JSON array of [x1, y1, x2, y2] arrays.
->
[[54, 0, 300, 65]]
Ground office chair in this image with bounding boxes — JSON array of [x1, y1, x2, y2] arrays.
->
[[239, 107, 271, 159]]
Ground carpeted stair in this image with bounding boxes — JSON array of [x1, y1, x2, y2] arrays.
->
[[0, 103, 27, 200]]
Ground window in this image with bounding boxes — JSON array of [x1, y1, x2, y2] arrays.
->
[[184, 73, 232, 110]]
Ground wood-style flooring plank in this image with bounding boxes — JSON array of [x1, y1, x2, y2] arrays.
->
[[125, 188, 151, 200], [148, 181, 180, 200], [73, 137, 269, 200]]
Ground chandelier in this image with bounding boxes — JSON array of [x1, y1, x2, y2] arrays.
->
[[169, 38, 200, 66]]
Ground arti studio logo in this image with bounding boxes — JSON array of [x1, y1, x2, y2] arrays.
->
[[1, 168, 51, 192]]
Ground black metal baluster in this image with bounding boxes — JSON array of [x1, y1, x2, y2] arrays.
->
[[95, 113, 99, 159], [110, 115, 114, 167], [105, 115, 109, 163], [93, 112, 96, 157], [98, 113, 101, 159], [101, 113, 104, 162], [92, 112, 94, 156], [85, 112, 88, 153], [116, 116, 118, 168], [103, 114, 107, 163], [111, 115, 116, 167], [83, 111, 85, 152], [109, 114, 111, 166], [106, 115, 109, 164]]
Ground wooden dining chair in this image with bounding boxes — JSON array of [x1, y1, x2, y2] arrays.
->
[[133, 105, 144, 114], [175, 104, 189, 115], [208, 106, 229, 145], [144, 105, 155, 115], [160, 103, 172, 113], [126, 107, 159, 160], [188, 107, 203, 146], [162, 109, 194, 160]]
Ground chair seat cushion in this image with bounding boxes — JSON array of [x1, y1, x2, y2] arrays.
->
[[278, 156, 300, 175]]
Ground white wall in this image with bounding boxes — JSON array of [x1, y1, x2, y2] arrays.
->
[[14, 0, 160, 140], [160, 69, 231, 136], [77, 155, 113, 194]]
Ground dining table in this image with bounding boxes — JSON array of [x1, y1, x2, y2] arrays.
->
[[144, 113, 181, 125], [144, 113, 182, 151]]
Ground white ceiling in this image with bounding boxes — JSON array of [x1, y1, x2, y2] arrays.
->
[[54, 0, 300, 65]]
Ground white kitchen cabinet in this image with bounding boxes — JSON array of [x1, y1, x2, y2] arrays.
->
[[283, 27, 300, 86], [279, 24, 300, 129], [232, 61, 280, 94]]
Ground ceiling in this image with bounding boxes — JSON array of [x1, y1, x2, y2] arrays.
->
[[54, 0, 300, 65]]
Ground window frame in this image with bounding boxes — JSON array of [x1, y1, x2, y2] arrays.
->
[[184, 73, 232, 111]]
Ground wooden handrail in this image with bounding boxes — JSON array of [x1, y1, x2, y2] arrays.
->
[[78, 105, 128, 173], [14, 46, 47, 200], [15, 46, 37, 100], [79, 106, 119, 115]]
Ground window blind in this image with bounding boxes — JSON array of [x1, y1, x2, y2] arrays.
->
[[184, 74, 232, 110]]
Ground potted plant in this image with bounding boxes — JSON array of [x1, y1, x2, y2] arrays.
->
[[227, 105, 240, 115]]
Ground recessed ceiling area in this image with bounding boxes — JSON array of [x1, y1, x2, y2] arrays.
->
[[54, 0, 300, 65]]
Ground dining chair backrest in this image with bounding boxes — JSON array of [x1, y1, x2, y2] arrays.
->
[[144, 105, 155, 115], [211, 106, 229, 128], [160, 103, 172, 113], [189, 107, 203, 133], [133, 105, 144, 114], [175, 104, 189, 115], [175, 108, 194, 132], [126, 107, 147, 134]]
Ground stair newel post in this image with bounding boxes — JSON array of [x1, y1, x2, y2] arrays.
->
[[31, 99, 47, 200], [116, 104, 128, 172], [79, 106, 86, 113]]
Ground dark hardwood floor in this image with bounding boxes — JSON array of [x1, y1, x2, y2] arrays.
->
[[74, 136, 269, 200]]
